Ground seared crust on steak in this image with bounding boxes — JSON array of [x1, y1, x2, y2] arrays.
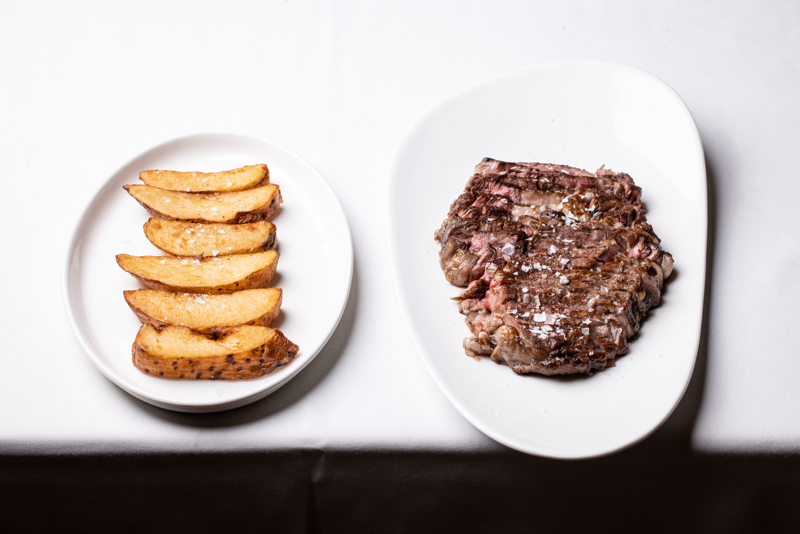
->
[[435, 158, 673, 376]]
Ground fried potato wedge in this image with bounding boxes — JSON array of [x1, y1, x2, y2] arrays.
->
[[124, 288, 282, 333], [139, 164, 269, 192], [116, 251, 279, 293], [143, 219, 276, 258], [132, 324, 298, 379], [124, 184, 281, 224]]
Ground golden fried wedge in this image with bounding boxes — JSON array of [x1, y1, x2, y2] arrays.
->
[[124, 184, 281, 224], [116, 251, 279, 293], [139, 164, 269, 192], [132, 325, 298, 379], [124, 288, 282, 333], [143, 219, 276, 258]]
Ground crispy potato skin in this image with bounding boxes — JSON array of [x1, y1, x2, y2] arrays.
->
[[122, 165, 296, 380], [124, 185, 282, 224], [115, 252, 279, 294], [132, 329, 298, 379], [226, 187, 281, 224], [122, 261, 277, 293], [123, 289, 282, 333], [143, 219, 277, 258], [139, 164, 270, 192]]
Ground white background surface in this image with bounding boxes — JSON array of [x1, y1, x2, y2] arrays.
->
[[1, 0, 799, 455]]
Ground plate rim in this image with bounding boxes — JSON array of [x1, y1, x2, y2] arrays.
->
[[387, 60, 707, 459], [62, 132, 354, 413]]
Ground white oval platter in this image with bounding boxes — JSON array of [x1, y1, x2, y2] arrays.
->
[[388, 62, 707, 459]]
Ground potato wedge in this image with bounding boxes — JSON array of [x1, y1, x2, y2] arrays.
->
[[132, 324, 298, 379], [139, 164, 269, 192], [124, 184, 281, 224], [143, 219, 276, 258], [124, 288, 282, 332], [116, 251, 279, 293]]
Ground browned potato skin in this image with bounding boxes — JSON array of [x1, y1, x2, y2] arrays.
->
[[139, 164, 269, 192], [115, 252, 279, 294], [121, 261, 277, 294], [123, 185, 282, 224], [143, 219, 277, 258], [123, 289, 282, 333], [132, 328, 298, 380]]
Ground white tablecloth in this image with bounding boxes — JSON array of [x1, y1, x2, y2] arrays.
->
[[2, 1, 799, 531]]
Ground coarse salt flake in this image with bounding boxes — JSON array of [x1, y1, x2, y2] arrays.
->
[[501, 243, 515, 255], [549, 245, 557, 254], [559, 276, 569, 284], [522, 287, 529, 293], [227, 182, 233, 187], [180, 260, 188, 264], [159, 259, 166, 264], [534, 312, 546, 322]]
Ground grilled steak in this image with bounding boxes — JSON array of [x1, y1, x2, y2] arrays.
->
[[435, 158, 673, 376]]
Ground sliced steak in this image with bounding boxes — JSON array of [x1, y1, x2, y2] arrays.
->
[[435, 158, 673, 376]]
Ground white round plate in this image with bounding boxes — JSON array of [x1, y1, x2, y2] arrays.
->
[[389, 62, 707, 459], [64, 133, 353, 413]]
